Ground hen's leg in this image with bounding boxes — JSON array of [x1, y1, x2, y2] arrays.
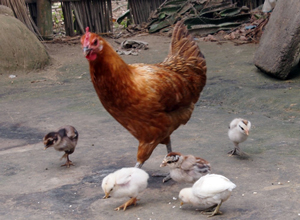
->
[[161, 136, 172, 153], [135, 162, 143, 168], [166, 140, 172, 153], [114, 197, 138, 211], [152, 137, 172, 182], [162, 138, 172, 181]]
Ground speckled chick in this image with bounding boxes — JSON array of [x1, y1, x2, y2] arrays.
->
[[43, 125, 78, 167], [160, 152, 211, 183]]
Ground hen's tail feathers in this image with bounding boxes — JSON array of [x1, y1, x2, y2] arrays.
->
[[168, 20, 205, 60]]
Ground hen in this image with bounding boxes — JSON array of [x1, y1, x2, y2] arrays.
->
[[228, 118, 251, 156], [81, 21, 207, 168], [102, 167, 149, 211], [43, 125, 78, 167], [160, 152, 211, 183], [179, 174, 236, 217]]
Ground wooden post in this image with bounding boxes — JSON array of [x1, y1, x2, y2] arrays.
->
[[37, 0, 53, 40]]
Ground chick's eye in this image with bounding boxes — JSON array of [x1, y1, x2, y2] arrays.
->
[[110, 188, 113, 192], [239, 125, 244, 130], [167, 161, 172, 164]]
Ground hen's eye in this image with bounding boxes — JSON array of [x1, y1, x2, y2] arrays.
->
[[92, 39, 98, 46], [167, 161, 172, 164]]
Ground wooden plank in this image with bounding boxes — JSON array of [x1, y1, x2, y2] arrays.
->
[[70, 1, 84, 33], [54, 0, 112, 36]]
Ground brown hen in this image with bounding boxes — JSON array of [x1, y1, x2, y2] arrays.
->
[[81, 21, 207, 168]]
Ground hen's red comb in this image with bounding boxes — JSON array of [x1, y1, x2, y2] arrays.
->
[[83, 27, 90, 47]]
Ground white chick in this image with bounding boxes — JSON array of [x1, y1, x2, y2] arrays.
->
[[179, 174, 236, 217], [160, 152, 211, 183], [102, 167, 149, 211], [228, 118, 251, 156]]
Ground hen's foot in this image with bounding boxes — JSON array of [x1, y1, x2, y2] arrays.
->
[[114, 197, 138, 211], [61, 160, 74, 168]]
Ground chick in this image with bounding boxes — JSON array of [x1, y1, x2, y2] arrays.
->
[[43, 125, 78, 167], [102, 167, 149, 211], [179, 174, 236, 217], [160, 152, 211, 183], [228, 118, 251, 156]]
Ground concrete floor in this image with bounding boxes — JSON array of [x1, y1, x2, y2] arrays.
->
[[1, 35, 300, 220]]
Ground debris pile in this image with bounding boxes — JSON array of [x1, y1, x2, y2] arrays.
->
[[116, 40, 148, 55], [147, 0, 251, 35], [145, 0, 270, 44], [201, 10, 270, 44]]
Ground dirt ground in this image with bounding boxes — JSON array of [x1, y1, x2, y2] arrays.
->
[[1, 34, 300, 220]]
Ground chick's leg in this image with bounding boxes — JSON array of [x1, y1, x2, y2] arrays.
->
[[201, 202, 222, 217], [115, 197, 138, 211], [228, 143, 240, 156], [200, 204, 217, 212], [228, 143, 249, 157], [61, 154, 74, 167]]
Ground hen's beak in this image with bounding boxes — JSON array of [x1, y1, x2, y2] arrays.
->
[[83, 46, 92, 56]]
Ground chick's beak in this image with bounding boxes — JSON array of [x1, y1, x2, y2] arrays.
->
[[160, 161, 167, 167], [103, 192, 110, 199], [180, 201, 184, 206], [44, 145, 48, 150], [83, 46, 92, 56], [245, 129, 249, 136]]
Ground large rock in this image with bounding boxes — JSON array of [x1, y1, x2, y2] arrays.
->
[[0, 5, 14, 16], [0, 6, 50, 73], [254, 0, 300, 79]]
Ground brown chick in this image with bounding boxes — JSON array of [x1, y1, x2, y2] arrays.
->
[[43, 125, 78, 167], [160, 152, 211, 183], [81, 21, 206, 168]]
